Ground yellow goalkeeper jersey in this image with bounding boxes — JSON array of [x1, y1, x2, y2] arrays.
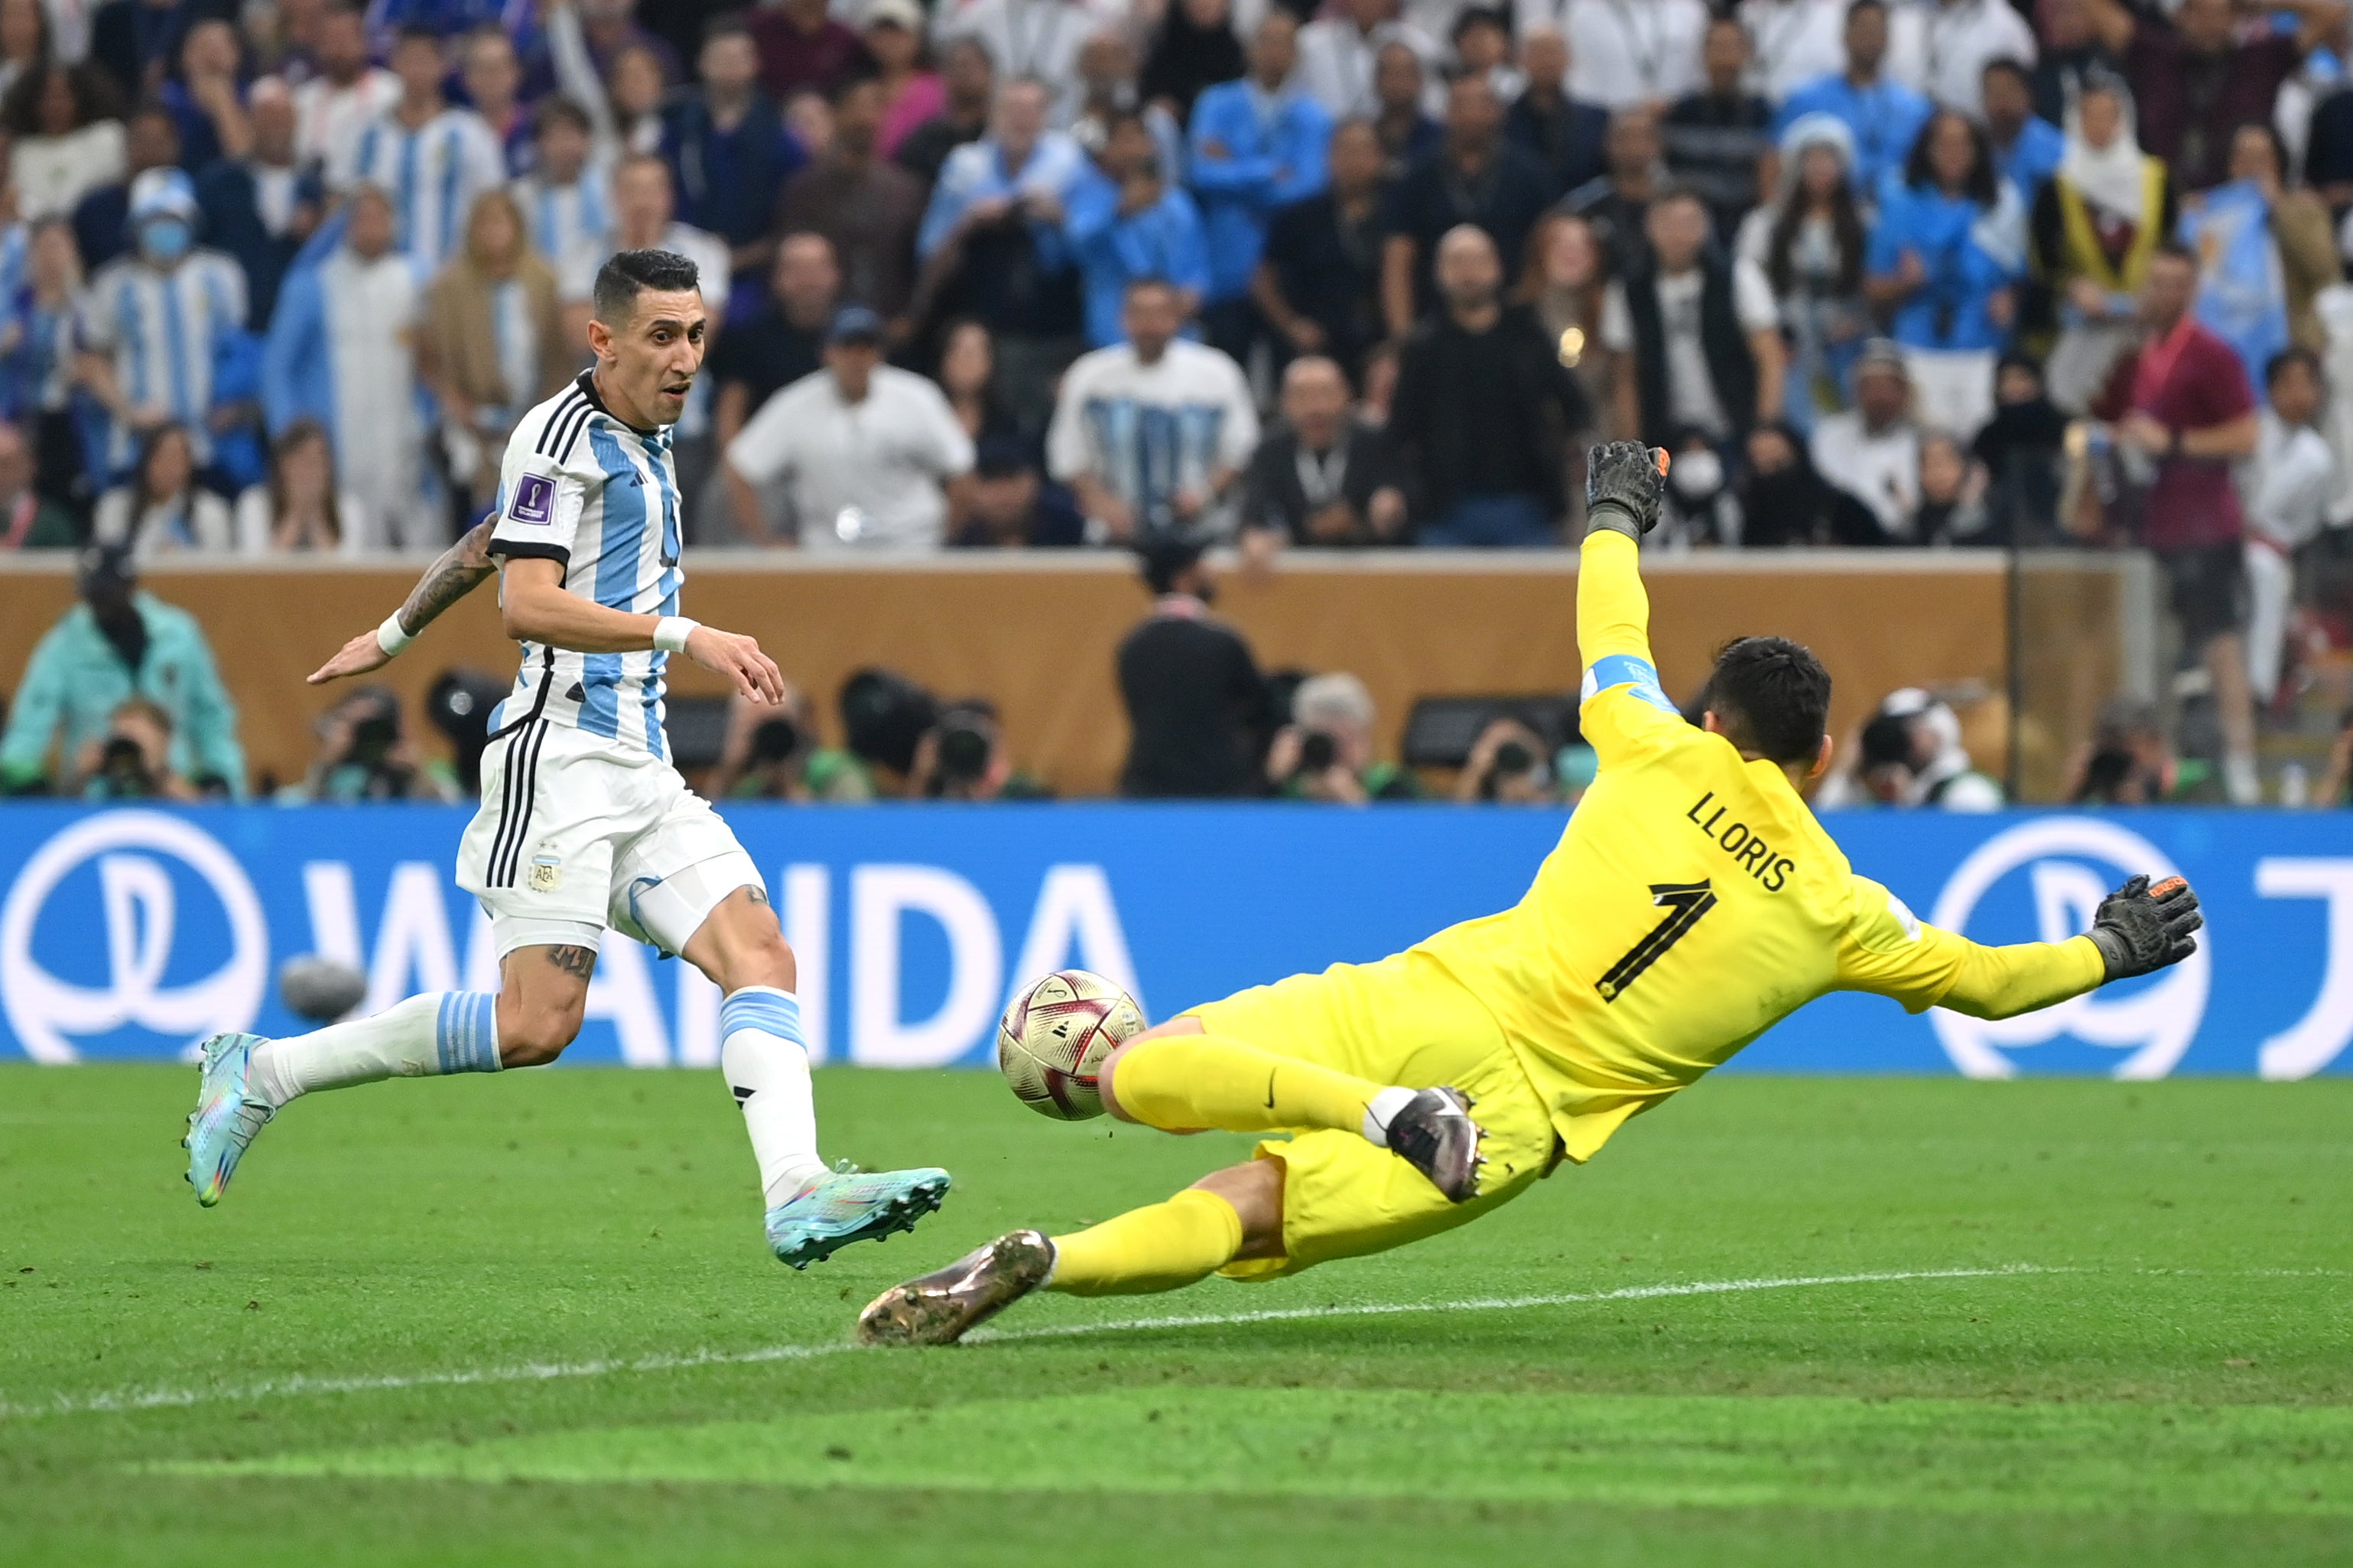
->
[[1415, 530, 2103, 1162]]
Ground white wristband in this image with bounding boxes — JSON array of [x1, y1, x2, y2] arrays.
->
[[652, 616, 700, 654], [375, 613, 413, 657]]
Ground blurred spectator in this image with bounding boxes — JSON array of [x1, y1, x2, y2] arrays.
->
[[1739, 114, 1867, 435], [196, 76, 314, 330], [281, 683, 457, 801], [2317, 703, 2353, 807], [1825, 687, 2004, 808], [599, 152, 732, 522], [1238, 354, 1405, 554], [0, 541, 243, 795], [1068, 112, 1209, 350], [415, 187, 569, 518], [0, 218, 86, 511], [2182, 122, 2334, 391], [915, 77, 1088, 429], [1142, 0, 1245, 125], [262, 183, 427, 547], [1604, 184, 1783, 452], [1503, 28, 1606, 198], [863, 0, 938, 164], [291, 2, 398, 184], [950, 435, 1085, 546], [2241, 347, 2335, 707], [1737, 418, 1834, 546], [1659, 423, 1740, 544], [2101, 0, 2338, 195], [4, 62, 125, 220], [1365, 38, 1441, 178], [707, 686, 818, 801], [1453, 716, 1562, 803], [0, 0, 51, 102], [663, 17, 804, 287], [1913, 0, 2036, 119], [2030, 0, 2120, 127], [80, 695, 200, 800], [1380, 73, 1549, 337], [528, 0, 681, 112], [72, 102, 178, 271], [893, 34, 992, 187], [934, 315, 1019, 446], [90, 0, 232, 103], [2026, 70, 2171, 414], [234, 417, 363, 554], [158, 18, 248, 177], [93, 421, 231, 554], [1971, 349, 2067, 541], [1389, 223, 1588, 546], [76, 168, 247, 484], [348, 27, 504, 271], [1773, 0, 1929, 199], [1269, 669, 1419, 801], [2068, 693, 2189, 803], [1663, 15, 1774, 241], [594, 41, 670, 162], [461, 24, 530, 175], [1545, 0, 1706, 111], [1908, 427, 1990, 544], [712, 231, 835, 461], [1981, 57, 2060, 208], [749, 0, 870, 99], [1254, 117, 1387, 388], [1048, 277, 1256, 541], [1738, 0, 1848, 104], [1865, 109, 2022, 440], [0, 418, 74, 547], [776, 75, 924, 323], [1296, 0, 1440, 123], [1188, 12, 1331, 365], [1453, 8, 1519, 99], [932, 0, 1113, 125], [912, 698, 1048, 800], [1071, 31, 1187, 226], [2092, 242, 2263, 803], [1562, 103, 1663, 275], [1516, 211, 1611, 425], [512, 97, 609, 308], [1810, 338, 1919, 541], [725, 304, 973, 550], [1116, 535, 1274, 797]]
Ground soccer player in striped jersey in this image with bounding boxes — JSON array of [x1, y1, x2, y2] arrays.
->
[[185, 248, 952, 1270]]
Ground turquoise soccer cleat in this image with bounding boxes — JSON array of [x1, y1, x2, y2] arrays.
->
[[765, 1167, 952, 1270], [184, 1033, 274, 1207]]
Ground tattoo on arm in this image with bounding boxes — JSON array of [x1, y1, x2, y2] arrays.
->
[[395, 521, 498, 637], [544, 944, 598, 981]]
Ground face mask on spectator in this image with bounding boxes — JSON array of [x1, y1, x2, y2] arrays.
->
[[1669, 449, 1724, 500], [139, 218, 192, 264]]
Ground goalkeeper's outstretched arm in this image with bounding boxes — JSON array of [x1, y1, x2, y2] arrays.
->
[[1577, 443, 1667, 670], [306, 520, 499, 685], [1926, 876, 2206, 1021]]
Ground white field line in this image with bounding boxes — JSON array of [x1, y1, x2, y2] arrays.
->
[[0, 1264, 2056, 1423]]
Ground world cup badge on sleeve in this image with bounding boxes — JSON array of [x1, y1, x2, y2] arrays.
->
[[509, 472, 555, 525]]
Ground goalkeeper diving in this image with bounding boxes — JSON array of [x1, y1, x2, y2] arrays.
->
[[856, 442, 2205, 1347]]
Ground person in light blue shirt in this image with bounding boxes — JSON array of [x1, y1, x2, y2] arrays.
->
[[1068, 113, 1211, 349], [1773, 0, 1931, 200], [915, 80, 1090, 261], [1186, 12, 1331, 362], [1982, 57, 2063, 206], [1864, 109, 2025, 438]]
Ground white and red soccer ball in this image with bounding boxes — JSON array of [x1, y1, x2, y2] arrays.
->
[[996, 969, 1146, 1121]]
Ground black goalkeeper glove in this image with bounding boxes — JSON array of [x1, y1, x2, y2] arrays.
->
[[1586, 442, 1666, 540], [2085, 874, 2204, 981]]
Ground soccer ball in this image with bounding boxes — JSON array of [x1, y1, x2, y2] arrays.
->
[[997, 969, 1146, 1121]]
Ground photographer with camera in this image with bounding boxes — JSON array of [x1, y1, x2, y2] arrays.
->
[[1267, 671, 1420, 803], [80, 698, 200, 801], [1451, 716, 1560, 805], [909, 698, 1049, 801], [282, 686, 458, 803], [705, 684, 880, 804]]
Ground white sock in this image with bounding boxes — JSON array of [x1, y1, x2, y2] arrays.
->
[[248, 992, 500, 1109], [1360, 1086, 1416, 1149], [720, 986, 828, 1208]]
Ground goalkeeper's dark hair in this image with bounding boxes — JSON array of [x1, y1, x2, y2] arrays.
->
[[1701, 636, 1831, 767], [593, 248, 702, 326]]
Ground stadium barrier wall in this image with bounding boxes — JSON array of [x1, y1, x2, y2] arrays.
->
[[4, 803, 2348, 1079], [0, 552, 2148, 801]]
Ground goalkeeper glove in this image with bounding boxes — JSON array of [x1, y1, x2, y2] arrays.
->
[[2085, 874, 2203, 981], [1585, 442, 1666, 540]]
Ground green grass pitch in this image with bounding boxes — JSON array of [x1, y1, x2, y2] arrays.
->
[[2, 1064, 2349, 1567]]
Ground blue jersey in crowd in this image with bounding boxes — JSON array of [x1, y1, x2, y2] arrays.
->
[[1774, 73, 1932, 202], [1866, 182, 2026, 354], [1185, 80, 1331, 304]]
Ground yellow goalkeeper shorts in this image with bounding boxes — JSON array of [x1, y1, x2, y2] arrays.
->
[[1185, 949, 1559, 1281]]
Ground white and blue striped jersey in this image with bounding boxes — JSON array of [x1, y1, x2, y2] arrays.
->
[[486, 370, 686, 759], [347, 107, 506, 270], [512, 167, 613, 304], [76, 250, 248, 472]]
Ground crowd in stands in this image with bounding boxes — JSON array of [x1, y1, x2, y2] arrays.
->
[[7, 0, 2353, 803]]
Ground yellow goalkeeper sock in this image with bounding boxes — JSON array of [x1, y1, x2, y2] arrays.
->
[[1048, 1188, 1245, 1296], [1110, 1033, 1399, 1138]]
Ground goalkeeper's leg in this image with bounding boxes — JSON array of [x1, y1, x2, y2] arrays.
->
[[1100, 1021, 1414, 1147]]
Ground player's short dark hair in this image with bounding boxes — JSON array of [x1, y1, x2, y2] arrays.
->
[[593, 249, 702, 326], [1702, 637, 1832, 767]]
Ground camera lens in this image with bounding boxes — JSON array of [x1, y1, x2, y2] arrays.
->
[[1298, 731, 1338, 774], [751, 718, 800, 763], [1493, 740, 1533, 775], [938, 725, 991, 781]]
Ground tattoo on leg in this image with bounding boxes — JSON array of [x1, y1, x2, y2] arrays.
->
[[545, 945, 598, 981]]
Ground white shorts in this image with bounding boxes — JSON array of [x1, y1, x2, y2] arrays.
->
[[456, 719, 762, 959]]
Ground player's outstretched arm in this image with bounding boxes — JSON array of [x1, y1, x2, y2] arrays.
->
[[498, 557, 785, 704], [306, 520, 498, 684], [1938, 875, 2204, 1021], [1578, 443, 1666, 668]]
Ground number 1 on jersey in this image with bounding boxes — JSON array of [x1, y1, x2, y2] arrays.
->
[[1595, 880, 1718, 1002]]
